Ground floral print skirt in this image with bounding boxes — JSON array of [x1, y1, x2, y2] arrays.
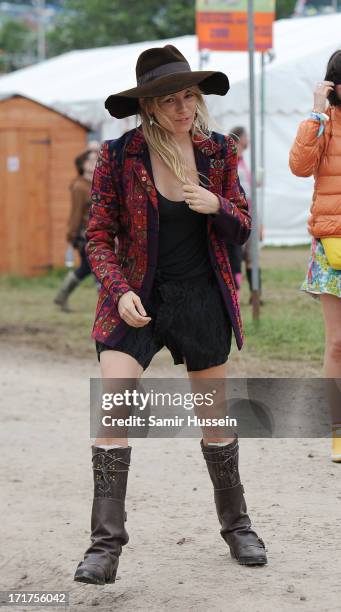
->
[[301, 238, 341, 298]]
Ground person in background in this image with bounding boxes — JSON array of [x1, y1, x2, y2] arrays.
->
[[228, 127, 264, 304], [54, 145, 99, 312], [289, 50, 341, 462]]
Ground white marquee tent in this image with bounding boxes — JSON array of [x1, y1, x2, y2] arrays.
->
[[0, 13, 340, 244]]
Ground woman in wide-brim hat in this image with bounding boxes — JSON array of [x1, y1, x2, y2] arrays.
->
[[74, 44, 267, 586]]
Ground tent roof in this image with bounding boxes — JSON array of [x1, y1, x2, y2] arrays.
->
[[0, 13, 340, 121]]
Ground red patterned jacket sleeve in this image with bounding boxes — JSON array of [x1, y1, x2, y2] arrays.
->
[[85, 141, 133, 305], [210, 136, 251, 245]]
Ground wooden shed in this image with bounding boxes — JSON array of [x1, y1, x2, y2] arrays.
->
[[0, 94, 90, 276]]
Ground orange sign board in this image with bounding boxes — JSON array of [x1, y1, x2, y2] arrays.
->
[[196, 1, 275, 52]]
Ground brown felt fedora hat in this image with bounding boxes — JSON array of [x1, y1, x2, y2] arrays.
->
[[105, 44, 230, 119]]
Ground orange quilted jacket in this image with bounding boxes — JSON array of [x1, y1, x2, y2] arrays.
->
[[289, 105, 341, 238]]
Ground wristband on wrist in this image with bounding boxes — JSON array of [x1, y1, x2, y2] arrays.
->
[[309, 111, 329, 137], [311, 111, 329, 121]]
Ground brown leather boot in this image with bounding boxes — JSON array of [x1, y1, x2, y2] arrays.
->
[[74, 446, 131, 585], [201, 437, 267, 566]]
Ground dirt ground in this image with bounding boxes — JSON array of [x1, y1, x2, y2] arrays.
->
[[1, 341, 340, 612]]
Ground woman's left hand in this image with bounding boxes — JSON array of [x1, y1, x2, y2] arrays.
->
[[183, 181, 220, 215]]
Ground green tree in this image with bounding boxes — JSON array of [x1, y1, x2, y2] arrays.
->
[[276, 0, 297, 18], [46, 0, 299, 59], [47, 0, 195, 57], [0, 20, 35, 73]]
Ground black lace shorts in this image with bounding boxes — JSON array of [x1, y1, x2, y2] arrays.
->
[[95, 269, 232, 372]]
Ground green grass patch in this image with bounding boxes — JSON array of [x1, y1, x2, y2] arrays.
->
[[240, 260, 324, 363]]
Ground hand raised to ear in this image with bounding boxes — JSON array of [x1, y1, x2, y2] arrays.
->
[[313, 80, 334, 113]]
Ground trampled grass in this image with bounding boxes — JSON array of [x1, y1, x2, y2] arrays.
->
[[0, 270, 97, 356]]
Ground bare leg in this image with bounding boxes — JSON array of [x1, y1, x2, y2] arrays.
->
[[321, 295, 341, 425], [95, 350, 144, 448], [321, 294, 341, 378], [187, 360, 235, 445]]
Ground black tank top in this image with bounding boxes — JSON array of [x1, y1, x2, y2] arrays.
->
[[155, 189, 212, 282]]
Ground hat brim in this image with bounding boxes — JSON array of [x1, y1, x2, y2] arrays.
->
[[105, 71, 229, 119]]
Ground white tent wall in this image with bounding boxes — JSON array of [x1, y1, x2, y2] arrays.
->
[[101, 115, 137, 140], [1, 14, 341, 244], [262, 114, 314, 246]]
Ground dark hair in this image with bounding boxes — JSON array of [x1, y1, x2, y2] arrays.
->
[[74, 149, 93, 175], [325, 50, 341, 107], [228, 126, 246, 142]]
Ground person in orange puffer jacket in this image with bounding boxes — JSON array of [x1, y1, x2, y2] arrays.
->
[[289, 49, 341, 462]]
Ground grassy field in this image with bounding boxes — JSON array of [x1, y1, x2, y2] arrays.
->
[[241, 247, 324, 364], [0, 247, 325, 368]]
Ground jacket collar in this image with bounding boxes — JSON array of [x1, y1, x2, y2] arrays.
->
[[126, 126, 221, 211]]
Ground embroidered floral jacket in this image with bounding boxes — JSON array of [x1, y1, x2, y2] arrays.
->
[[85, 127, 251, 350]]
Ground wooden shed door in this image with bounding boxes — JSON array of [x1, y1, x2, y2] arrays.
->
[[0, 129, 51, 275]]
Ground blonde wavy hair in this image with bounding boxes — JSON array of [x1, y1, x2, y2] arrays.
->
[[138, 85, 216, 186]]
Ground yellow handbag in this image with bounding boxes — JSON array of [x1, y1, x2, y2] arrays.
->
[[321, 238, 341, 270]]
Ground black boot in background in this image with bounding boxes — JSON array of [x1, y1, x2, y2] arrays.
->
[[54, 271, 80, 312], [201, 437, 267, 566], [74, 446, 131, 585]]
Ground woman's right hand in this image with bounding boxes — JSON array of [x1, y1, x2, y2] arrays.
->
[[313, 80, 334, 113], [118, 291, 152, 327]]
